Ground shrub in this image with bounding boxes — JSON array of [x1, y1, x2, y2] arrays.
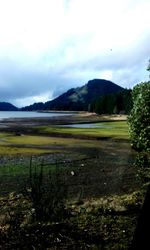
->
[[128, 82, 150, 152]]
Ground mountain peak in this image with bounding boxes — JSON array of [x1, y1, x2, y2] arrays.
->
[[22, 79, 124, 111]]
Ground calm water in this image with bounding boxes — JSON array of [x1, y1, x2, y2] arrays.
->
[[59, 123, 111, 129], [0, 111, 73, 119]]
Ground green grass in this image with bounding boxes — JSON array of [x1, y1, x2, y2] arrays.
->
[[0, 121, 129, 155], [0, 145, 56, 155], [0, 161, 59, 177], [0, 133, 80, 154], [37, 121, 129, 139], [0, 163, 29, 176], [1, 134, 100, 145]]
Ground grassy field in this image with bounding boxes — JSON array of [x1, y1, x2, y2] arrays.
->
[[36, 121, 129, 139], [0, 120, 128, 155], [0, 116, 148, 249]]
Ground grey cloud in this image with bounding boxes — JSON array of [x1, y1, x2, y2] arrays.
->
[[58, 32, 150, 88], [0, 58, 76, 106], [0, 29, 150, 107]]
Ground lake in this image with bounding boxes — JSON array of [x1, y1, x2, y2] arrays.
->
[[0, 111, 73, 119]]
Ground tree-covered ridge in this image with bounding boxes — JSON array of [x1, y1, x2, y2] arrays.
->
[[0, 102, 18, 111], [22, 79, 124, 111], [90, 89, 132, 114]]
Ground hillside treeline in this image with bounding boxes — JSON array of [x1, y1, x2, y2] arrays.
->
[[90, 89, 132, 114]]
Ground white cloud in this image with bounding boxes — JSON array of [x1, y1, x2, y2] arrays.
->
[[14, 91, 53, 107]]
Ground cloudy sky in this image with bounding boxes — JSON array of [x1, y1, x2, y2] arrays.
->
[[0, 0, 150, 107]]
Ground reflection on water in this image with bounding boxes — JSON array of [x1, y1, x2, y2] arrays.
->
[[60, 123, 111, 128]]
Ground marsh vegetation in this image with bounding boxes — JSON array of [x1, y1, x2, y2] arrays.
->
[[0, 113, 149, 249]]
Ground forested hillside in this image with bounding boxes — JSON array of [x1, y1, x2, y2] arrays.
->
[[90, 89, 132, 114], [22, 79, 124, 111], [0, 102, 18, 111]]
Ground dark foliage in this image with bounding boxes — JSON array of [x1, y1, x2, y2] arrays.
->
[[0, 102, 18, 111], [128, 82, 150, 152], [90, 89, 132, 114], [21, 102, 45, 111], [134, 153, 149, 168]]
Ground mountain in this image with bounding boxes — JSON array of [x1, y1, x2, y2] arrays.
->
[[0, 102, 18, 111], [22, 79, 124, 111]]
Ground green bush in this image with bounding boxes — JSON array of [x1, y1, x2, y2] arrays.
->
[[128, 82, 150, 152], [134, 153, 149, 168]]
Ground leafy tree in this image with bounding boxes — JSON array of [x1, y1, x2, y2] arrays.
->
[[128, 82, 150, 152]]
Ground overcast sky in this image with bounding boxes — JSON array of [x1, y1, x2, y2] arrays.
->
[[0, 0, 150, 107]]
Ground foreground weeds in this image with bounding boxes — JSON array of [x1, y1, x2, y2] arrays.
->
[[0, 137, 149, 249], [0, 153, 147, 249], [0, 189, 145, 249]]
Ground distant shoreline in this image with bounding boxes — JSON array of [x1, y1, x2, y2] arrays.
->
[[0, 112, 127, 134]]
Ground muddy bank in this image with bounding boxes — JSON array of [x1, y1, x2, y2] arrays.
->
[[0, 113, 127, 134]]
